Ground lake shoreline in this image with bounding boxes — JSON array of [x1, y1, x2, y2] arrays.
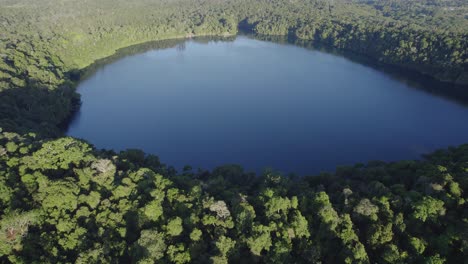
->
[[62, 33, 468, 135], [66, 36, 468, 174]]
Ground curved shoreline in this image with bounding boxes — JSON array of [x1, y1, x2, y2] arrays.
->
[[64, 33, 468, 136], [72, 31, 468, 90]]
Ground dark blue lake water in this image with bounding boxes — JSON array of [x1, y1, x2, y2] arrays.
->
[[67, 36, 468, 175]]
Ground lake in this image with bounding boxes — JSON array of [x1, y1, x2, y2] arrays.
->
[[67, 35, 468, 175]]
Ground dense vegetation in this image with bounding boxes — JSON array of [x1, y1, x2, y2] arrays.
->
[[1, 130, 467, 263], [0, 0, 467, 263], [0, 0, 467, 135]]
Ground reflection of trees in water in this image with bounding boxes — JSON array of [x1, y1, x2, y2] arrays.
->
[[80, 34, 468, 107], [81, 36, 237, 80], [176, 42, 186, 60], [176, 42, 186, 52], [252, 33, 468, 106], [81, 38, 187, 79]]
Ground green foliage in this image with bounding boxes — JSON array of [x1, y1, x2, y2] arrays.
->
[[167, 244, 190, 264], [354, 198, 379, 221], [409, 237, 426, 254], [0, 0, 466, 136], [0, 0, 467, 263], [412, 196, 446, 222], [132, 230, 166, 262], [0, 130, 466, 262], [212, 235, 236, 263], [142, 199, 164, 222], [21, 137, 92, 171], [0, 211, 37, 257], [247, 224, 272, 256], [190, 228, 202, 241], [166, 217, 183, 237]]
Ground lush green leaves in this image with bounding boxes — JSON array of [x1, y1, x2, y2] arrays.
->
[[0, 0, 467, 262]]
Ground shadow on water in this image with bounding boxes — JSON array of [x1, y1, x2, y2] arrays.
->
[[58, 33, 468, 175], [2, 33, 466, 143], [253, 34, 468, 107], [77, 36, 237, 81], [62, 35, 237, 132], [0, 33, 467, 177], [76, 33, 468, 111]]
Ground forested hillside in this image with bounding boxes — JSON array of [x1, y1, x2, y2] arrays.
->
[[0, 0, 467, 135], [1, 131, 467, 263], [0, 0, 467, 263]]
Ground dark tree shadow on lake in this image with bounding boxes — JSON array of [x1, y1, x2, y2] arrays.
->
[[251, 34, 468, 107], [0, 35, 238, 139], [78, 36, 236, 81], [1, 34, 467, 176]]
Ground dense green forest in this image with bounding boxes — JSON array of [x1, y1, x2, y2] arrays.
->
[[0, 0, 467, 135], [1, 131, 467, 263], [0, 0, 467, 263]]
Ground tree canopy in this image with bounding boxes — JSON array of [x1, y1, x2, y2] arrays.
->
[[0, 0, 467, 262], [0, 131, 467, 263]]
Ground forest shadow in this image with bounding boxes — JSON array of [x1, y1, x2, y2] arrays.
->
[[0, 80, 80, 137], [79, 32, 468, 109], [2, 33, 466, 141], [77, 36, 237, 81], [0, 35, 238, 139], [252, 33, 468, 107]]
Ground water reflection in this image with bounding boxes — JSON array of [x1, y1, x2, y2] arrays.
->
[[67, 35, 468, 175]]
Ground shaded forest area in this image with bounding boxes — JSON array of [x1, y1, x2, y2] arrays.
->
[[0, 0, 467, 263]]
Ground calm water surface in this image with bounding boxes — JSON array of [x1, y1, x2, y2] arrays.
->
[[67, 36, 468, 175]]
